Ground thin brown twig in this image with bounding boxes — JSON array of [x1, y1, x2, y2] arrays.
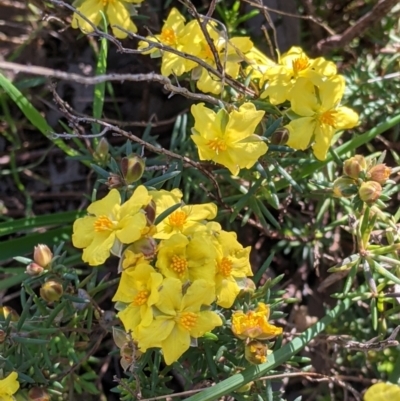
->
[[241, 0, 336, 35], [183, 0, 224, 73], [253, 0, 279, 58], [316, 0, 399, 53], [0, 60, 227, 108], [48, 84, 228, 208]]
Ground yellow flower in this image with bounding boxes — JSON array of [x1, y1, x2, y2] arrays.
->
[[0, 372, 19, 401], [212, 228, 253, 308], [364, 382, 400, 401], [285, 75, 359, 160], [184, 21, 253, 94], [112, 263, 163, 336], [138, 8, 197, 77], [72, 186, 151, 266], [191, 103, 267, 176], [231, 303, 283, 340], [156, 233, 216, 282], [136, 278, 222, 365], [71, 0, 143, 39], [261, 46, 337, 104], [154, 202, 217, 240]]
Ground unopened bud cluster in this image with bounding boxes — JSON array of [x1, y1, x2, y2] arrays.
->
[[333, 155, 392, 205]]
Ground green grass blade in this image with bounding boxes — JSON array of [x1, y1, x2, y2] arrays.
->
[[0, 226, 72, 261], [0, 211, 84, 237], [92, 14, 108, 135], [0, 73, 88, 164]]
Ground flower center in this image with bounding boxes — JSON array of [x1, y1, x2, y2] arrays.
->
[[207, 138, 227, 154], [102, 0, 115, 5], [168, 210, 188, 231], [218, 257, 233, 277], [133, 290, 149, 306], [178, 311, 198, 330], [292, 56, 309, 75], [94, 215, 114, 232], [319, 110, 337, 127], [170, 255, 188, 275], [160, 27, 177, 46]]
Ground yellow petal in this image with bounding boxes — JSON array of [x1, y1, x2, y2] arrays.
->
[[161, 324, 190, 365], [230, 138, 268, 170], [190, 310, 222, 338], [334, 106, 359, 130], [72, 216, 96, 248], [71, 0, 103, 33], [119, 185, 151, 218], [285, 117, 315, 151], [87, 189, 121, 216], [116, 213, 147, 244], [107, 1, 137, 38], [225, 103, 265, 143], [290, 78, 319, 116], [216, 277, 240, 308], [364, 383, 400, 401], [0, 372, 19, 395], [312, 123, 336, 161], [319, 75, 345, 110], [82, 232, 115, 266]]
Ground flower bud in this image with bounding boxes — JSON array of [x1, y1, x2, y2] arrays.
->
[[237, 382, 254, 393], [28, 387, 50, 401], [343, 155, 367, 179], [245, 340, 268, 364], [107, 173, 124, 189], [0, 306, 19, 322], [39, 280, 63, 303], [270, 128, 289, 145], [33, 244, 53, 268], [359, 181, 382, 204], [332, 177, 358, 198], [25, 263, 44, 277], [143, 200, 157, 225], [0, 329, 7, 343], [367, 164, 391, 185], [134, 237, 157, 259], [121, 155, 145, 184], [93, 138, 110, 165]]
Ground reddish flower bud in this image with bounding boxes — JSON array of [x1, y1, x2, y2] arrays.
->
[[143, 200, 157, 225], [270, 128, 289, 145], [359, 181, 382, 204], [121, 155, 145, 184], [107, 173, 124, 189], [33, 244, 53, 268], [0, 329, 7, 343], [26, 263, 44, 277], [367, 164, 391, 185], [40, 280, 63, 303], [343, 155, 367, 179], [28, 387, 50, 401]]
